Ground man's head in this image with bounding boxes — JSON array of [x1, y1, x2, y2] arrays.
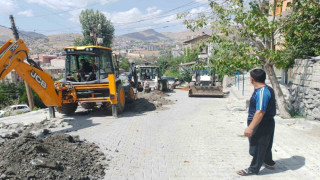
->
[[250, 69, 266, 84]]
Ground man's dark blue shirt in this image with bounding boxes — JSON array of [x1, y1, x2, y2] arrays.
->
[[247, 86, 276, 127]]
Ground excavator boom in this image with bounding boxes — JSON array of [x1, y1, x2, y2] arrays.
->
[[0, 39, 61, 106]]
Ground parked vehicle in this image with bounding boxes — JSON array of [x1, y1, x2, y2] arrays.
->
[[0, 104, 31, 118]]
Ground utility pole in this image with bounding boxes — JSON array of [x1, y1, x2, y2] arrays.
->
[[91, 24, 97, 46], [9, 15, 35, 110], [90, 24, 102, 46]]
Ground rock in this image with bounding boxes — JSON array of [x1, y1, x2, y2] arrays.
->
[[305, 103, 315, 109], [11, 132, 19, 138], [0, 138, 5, 145], [5, 167, 16, 175], [42, 129, 50, 135], [312, 108, 320, 119], [0, 174, 7, 179], [307, 115, 316, 120]]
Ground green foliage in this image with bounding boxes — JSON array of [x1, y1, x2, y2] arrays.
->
[[0, 82, 46, 110], [280, 0, 320, 68], [178, 0, 320, 76], [178, 67, 193, 82], [184, 48, 200, 63], [74, 9, 114, 47], [119, 56, 130, 71]]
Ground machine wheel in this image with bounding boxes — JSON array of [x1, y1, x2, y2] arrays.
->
[[159, 81, 163, 91], [144, 87, 151, 93], [162, 79, 168, 91], [80, 102, 96, 109], [126, 87, 135, 103], [55, 103, 78, 115], [116, 84, 125, 114]]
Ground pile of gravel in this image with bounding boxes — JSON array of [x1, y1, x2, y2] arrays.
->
[[0, 133, 106, 179]]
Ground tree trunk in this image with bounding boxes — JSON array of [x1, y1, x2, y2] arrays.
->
[[264, 63, 291, 118]]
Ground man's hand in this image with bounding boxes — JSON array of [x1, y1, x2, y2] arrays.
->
[[244, 127, 253, 137]]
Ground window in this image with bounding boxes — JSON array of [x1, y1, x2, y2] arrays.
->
[[66, 54, 99, 82], [100, 51, 113, 75]]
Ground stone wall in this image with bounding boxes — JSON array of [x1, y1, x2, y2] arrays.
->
[[288, 56, 320, 120]]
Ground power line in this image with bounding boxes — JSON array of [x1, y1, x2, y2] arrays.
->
[[114, 3, 205, 26], [17, 1, 101, 19]]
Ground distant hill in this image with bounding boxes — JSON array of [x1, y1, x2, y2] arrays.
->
[[0, 25, 82, 54], [0, 25, 46, 42], [161, 28, 212, 42], [120, 29, 171, 41]]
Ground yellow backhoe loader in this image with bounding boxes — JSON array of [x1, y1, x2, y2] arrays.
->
[[0, 39, 136, 118]]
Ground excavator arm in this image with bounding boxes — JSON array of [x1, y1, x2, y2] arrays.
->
[[0, 39, 61, 106]]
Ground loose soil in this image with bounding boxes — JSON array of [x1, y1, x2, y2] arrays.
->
[[0, 133, 107, 179], [126, 90, 173, 112]]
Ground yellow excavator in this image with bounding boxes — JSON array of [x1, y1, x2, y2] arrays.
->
[[0, 39, 136, 118]]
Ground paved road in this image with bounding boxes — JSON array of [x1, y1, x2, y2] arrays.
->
[[54, 90, 320, 180]]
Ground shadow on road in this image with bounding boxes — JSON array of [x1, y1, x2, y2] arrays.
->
[[259, 155, 305, 175]]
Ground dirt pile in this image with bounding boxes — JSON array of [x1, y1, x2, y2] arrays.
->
[[126, 90, 173, 112], [0, 133, 107, 179]]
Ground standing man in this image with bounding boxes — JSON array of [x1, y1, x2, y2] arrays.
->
[[237, 69, 276, 176]]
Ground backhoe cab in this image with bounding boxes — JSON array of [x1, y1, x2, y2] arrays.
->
[[136, 65, 169, 92], [0, 39, 136, 118]]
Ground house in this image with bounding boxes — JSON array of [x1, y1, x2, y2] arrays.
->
[[183, 32, 213, 64], [50, 58, 65, 69], [171, 45, 184, 58], [1, 70, 22, 83]]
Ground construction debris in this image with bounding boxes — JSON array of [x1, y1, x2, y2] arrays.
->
[[0, 133, 107, 179], [126, 90, 173, 112]]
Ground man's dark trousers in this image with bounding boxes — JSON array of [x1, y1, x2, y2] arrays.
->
[[248, 120, 275, 174]]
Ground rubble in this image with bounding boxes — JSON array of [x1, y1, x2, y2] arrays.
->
[[0, 133, 108, 179], [126, 90, 173, 112]]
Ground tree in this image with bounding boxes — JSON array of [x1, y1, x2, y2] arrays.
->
[[119, 56, 130, 71], [280, 0, 320, 68], [179, 0, 293, 118], [74, 9, 114, 47]]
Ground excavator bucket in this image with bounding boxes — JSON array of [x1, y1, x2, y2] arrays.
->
[[188, 85, 224, 97]]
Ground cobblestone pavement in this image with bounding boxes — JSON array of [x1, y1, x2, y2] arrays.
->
[[59, 90, 320, 180]]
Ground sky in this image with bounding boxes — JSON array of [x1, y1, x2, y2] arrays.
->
[[0, 0, 211, 36]]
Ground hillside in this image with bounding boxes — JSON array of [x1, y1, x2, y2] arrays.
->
[[121, 29, 171, 41], [0, 25, 46, 43], [161, 28, 212, 41]]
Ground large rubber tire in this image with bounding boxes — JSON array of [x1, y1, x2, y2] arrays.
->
[[163, 79, 168, 91], [80, 102, 96, 109], [126, 87, 135, 103], [55, 103, 78, 115], [116, 84, 125, 114], [159, 81, 163, 91]]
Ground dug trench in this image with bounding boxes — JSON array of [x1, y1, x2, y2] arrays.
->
[[0, 90, 174, 179]]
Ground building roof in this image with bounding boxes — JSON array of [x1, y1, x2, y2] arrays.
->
[[179, 61, 196, 66], [64, 46, 111, 51], [183, 34, 211, 44]]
